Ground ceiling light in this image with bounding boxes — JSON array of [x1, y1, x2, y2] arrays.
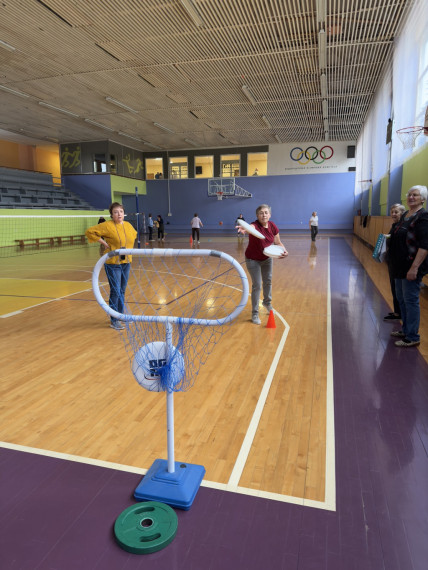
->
[[45, 137, 59, 143], [242, 85, 257, 106], [154, 122, 175, 134], [320, 74, 328, 98], [38, 101, 79, 117], [184, 138, 199, 146], [0, 40, 15, 52], [179, 0, 205, 28], [261, 115, 272, 129], [105, 96, 137, 113], [322, 99, 328, 118], [316, 0, 326, 23], [275, 134, 282, 143], [118, 131, 142, 141], [318, 30, 327, 70], [142, 140, 162, 149], [84, 118, 115, 131], [0, 84, 30, 98]]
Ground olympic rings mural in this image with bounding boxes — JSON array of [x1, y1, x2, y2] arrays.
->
[[290, 145, 334, 165]]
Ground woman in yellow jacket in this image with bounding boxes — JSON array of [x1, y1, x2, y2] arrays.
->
[[86, 202, 137, 330]]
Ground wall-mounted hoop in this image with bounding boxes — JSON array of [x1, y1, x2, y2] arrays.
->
[[216, 191, 223, 201], [396, 126, 423, 149]]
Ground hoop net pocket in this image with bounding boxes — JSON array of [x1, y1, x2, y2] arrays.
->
[[92, 249, 248, 393]]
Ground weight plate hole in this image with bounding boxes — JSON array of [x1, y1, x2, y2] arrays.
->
[[141, 518, 153, 528]]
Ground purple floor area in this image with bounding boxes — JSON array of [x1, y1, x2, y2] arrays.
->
[[1, 238, 427, 570]]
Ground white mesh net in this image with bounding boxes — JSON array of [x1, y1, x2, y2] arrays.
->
[[92, 248, 248, 393], [396, 127, 423, 149]]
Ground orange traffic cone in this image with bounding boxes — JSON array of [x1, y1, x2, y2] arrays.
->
[[266, 310, 276, 329]]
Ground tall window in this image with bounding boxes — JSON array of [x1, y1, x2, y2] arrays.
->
[[194, 156, 213, 178], [169, 156, 188, 179], [247, 152, 267, 176], [145, 157, 163, 179], [220, 154, 240, 177]]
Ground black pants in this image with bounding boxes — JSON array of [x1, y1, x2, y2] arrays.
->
[[192, 228, 200, 241], [310, 225, 318, 241], [148, 226, 153, 240]]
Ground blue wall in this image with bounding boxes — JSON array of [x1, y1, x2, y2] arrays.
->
[[62, 174, 111, 209], [121, 172, 355, 231]]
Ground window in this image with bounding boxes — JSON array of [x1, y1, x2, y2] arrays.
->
[[145, 157, 163, 180], [194, 156, 213, 178], [169, 156, 188, 179], [220, 154, 240, 177], [93, 153, 107, 173], [247, 152, 267, 176]]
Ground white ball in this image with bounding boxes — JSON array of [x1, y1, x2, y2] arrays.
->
[[132, 341, 184, 392]]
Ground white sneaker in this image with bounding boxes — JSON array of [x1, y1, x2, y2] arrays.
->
[[110, 321, 125, 330]]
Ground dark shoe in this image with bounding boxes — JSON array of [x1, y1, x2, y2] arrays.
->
[[110, 321, 125, 331], [383, 313, 401, 321], [394, 338, 420, 347], [390, 330, 405, 338]]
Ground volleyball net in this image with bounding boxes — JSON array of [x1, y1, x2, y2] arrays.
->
[[0, 214, 128, 258]]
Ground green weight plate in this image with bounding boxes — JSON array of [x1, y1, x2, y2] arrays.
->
[[114, 501, 178, 554]]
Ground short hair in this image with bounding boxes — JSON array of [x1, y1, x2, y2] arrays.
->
[[390, 203, 405, 213], [406, 185, 427, 201], [109, 202, 124, 216], [194, 213, 198, 217], [256, 204, 271, 215]]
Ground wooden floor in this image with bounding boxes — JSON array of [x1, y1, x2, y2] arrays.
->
[[1, 234, 427, 508]]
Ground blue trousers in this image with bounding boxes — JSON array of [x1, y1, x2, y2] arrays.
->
[[104, 263, 131, 323], [394, 277, 422, 342]]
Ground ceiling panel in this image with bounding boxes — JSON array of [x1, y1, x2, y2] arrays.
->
[[0, 0, 410, 150]]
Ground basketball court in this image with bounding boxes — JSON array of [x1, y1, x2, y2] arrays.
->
[[1, 233, 427, 568]]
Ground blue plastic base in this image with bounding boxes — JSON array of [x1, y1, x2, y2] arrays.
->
[[134, 459, 206, 510]]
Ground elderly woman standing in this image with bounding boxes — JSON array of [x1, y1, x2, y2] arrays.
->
[[86, 202, 137, 330], [383, 203, 406, 321], [388, 186, 428, 347], [241, 204, 288, 324]]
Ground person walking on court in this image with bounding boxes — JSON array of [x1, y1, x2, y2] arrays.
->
[[157, 214, 165, 241], [309, 211, 319, 241], [191, 213, 203, 243], [241, 204, 288, 325], [148, 213, 154, 241], [85, 202, 137, 331], [388, 186, 428, 347], [383, 203, 406, 321]]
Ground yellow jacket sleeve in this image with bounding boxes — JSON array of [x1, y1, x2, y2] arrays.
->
[[85, 221, 137, 263]]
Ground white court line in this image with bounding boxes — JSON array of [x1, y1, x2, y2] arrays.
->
[[227, 309, 290, 490], [0, 286, 94, 318], [1, 240, 336, 510]]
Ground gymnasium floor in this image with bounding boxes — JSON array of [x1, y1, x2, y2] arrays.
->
[[1, 233, 427, 569]]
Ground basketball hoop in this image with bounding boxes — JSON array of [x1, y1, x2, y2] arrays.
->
[[396, 126, 423, 149], [217, 191, 223, 201]]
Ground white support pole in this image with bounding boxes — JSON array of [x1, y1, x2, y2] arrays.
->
[[165, 321, 175, 473]]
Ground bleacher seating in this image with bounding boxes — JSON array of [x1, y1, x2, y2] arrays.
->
[[0, 167, 94, 210]]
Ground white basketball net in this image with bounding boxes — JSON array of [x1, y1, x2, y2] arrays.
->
[[396, 127, 423, 149]]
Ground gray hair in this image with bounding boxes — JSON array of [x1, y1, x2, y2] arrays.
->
[[406, 185, 427, 201], [256, 204, 271, 215], [390, 203, 405, 213]]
